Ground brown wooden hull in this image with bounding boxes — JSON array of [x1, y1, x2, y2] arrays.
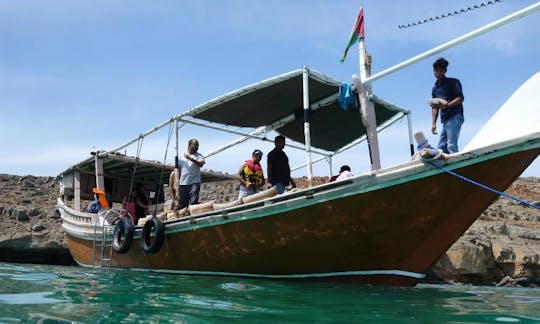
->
[[63, 147, 539, 286]]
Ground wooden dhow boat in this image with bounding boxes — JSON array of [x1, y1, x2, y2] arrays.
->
[[57, 5, 540, 286]]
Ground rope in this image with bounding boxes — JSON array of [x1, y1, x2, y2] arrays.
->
[[127, 137, 144, 203], [427, 161, 540, 210], [398, 0, 503, 29], [153, 123, 174, 217]]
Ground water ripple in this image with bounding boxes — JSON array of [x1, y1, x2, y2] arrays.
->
[[0, 292, 65, 305], [0, 263, 539, 322]]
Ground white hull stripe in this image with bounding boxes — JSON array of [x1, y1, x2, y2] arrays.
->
[[78, 262, 425, 279]]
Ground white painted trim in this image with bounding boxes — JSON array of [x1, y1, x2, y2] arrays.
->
[[75, 262, 426, 280]]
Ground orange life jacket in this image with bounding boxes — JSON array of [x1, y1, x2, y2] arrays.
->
[[92, 188, 109, 208], [242, 160, 263, 185]]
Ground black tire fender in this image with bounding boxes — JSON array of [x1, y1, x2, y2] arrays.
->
[[112, 217, 134, 254], [141, 217, 165, 253]]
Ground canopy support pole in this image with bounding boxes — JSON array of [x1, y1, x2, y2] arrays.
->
[[327, 156, 333, 178], [407, 112, 415, 156], [74, 170, 81, 211], [173, 120, 180, 206], [93, 151, 105, 191], [175, 119, 179, 161], [302, 67, 314, 186]]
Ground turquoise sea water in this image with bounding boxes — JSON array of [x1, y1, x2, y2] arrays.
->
[[1, 262, 539, 323]]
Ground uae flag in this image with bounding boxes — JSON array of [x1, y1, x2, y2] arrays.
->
[[339, 7, 365, 63]]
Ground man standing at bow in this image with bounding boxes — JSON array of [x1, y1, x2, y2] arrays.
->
[[430, 57, 465, 154]]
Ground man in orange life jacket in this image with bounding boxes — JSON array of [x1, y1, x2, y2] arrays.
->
[[237, 149, 265, 199]]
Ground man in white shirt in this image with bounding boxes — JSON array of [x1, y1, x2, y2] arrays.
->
[[179, 139, 205, 209]]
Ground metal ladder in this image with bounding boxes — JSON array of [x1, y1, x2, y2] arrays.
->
[[92, 212, 115, 269]]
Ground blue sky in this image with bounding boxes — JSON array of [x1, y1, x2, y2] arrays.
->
[[1, 0, 539, 177]]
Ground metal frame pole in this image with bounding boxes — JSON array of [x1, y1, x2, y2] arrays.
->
[[407, 112, 415, 156], [302, 66, 314, 186]]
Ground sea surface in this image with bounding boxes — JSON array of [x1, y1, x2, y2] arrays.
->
[[1, 262, 539, 323]]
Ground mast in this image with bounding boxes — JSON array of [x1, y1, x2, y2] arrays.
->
[[355, 8, 381, 171]]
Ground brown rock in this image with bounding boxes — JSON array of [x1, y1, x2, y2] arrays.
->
[[425, 177, 540, 286]]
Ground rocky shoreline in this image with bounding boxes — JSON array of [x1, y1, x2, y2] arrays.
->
[[0, 174, 538, 286]]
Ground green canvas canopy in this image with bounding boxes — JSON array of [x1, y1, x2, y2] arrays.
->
[[187, 68, 408, 152]]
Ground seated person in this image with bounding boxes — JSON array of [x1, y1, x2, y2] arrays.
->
[[169, 169, 180, 210], [88, 188, 109, 213], [134, 184, 149, 223], [122, 189, 138, 222], [336, 165, 354, 181], [330, 165, 354, 182], [87, 200, 100, 213]]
